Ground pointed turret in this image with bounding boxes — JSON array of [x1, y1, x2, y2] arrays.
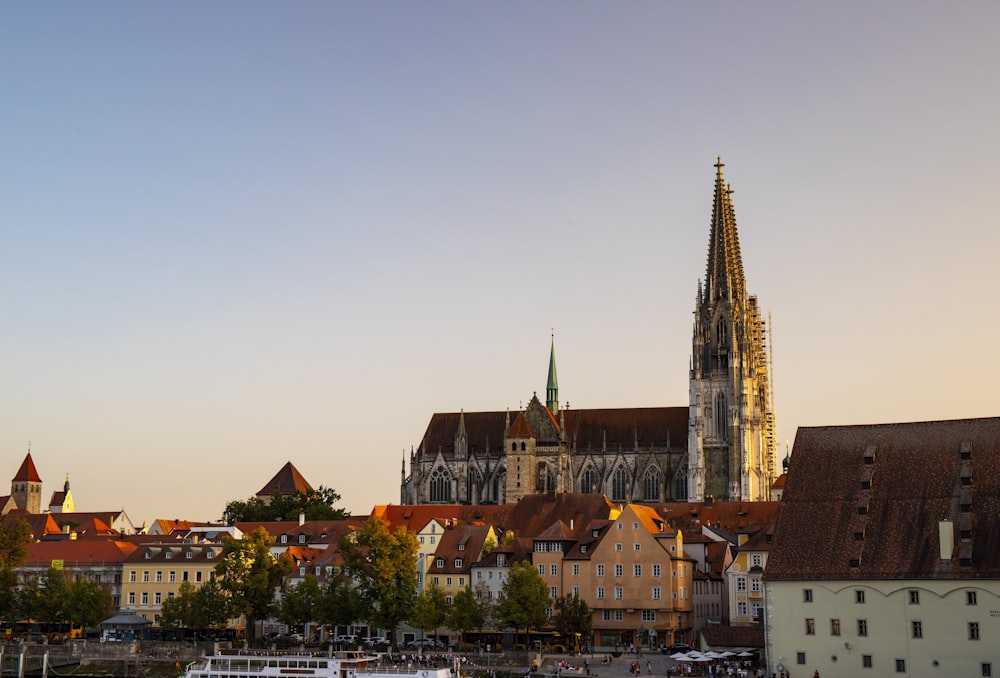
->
[[703, 157, 747, 307], [11, 451, 42, 514], [546, 334, 559, 413]]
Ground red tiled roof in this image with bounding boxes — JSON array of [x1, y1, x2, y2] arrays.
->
[[3, 512, 60, 539], [257, 462, 313, 497], [767, 417, 1000, 580], [698, 624, 763, 650], [25, 539, 135, 565], [12, 453, 42, 483]]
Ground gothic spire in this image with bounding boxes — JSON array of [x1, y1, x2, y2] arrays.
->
[[546, 332, 559, 413], [704, 157, 747, 306]]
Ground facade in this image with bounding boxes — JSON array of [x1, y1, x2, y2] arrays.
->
[[687, 159, 776, 502], [121, 539, 226, 622], [48, 475, 75, 513], [402, 160, 775, 507], [725, 529, 770, 626], [765, 417, 1000, 677], [19, 539, 134, 611]]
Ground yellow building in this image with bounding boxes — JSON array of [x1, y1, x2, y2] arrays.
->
[[120, 539, 225, 623]]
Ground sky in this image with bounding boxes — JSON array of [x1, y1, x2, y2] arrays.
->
[[2, 2, 998, 525]]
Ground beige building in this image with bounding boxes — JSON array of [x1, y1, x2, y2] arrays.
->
[[765, 417, 1000, 677], [120, 539, 226, 623]]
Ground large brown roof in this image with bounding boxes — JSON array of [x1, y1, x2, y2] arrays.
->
[[418, 407, 688, 457], [25, 539, 136, 565], [257, 462, 313, 497], [767, 417, 1000, 581]]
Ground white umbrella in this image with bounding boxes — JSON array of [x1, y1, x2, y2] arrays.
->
[[669, 653, 691, 660], [737, 652, 754, 657], [687, 656, 711, 662], [704, 652, 721, 659], [720, 651, 735, 657]]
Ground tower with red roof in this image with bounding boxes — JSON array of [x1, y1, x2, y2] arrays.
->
[[11, 451, 43, 514]]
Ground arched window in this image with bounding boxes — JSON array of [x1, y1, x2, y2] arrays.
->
[[468, 469, 482, 501], [643, 468, 660, 502], [511, 442, 517, 452], [674, 467, 688, 500], [521, 442, 526, 451], [581, 466, 598, 494], [717, 319, 728, 345], [536, 463, 555, 492], [429, 466, 452, 503], [715, 392, 728, 441], [611, 466, 629, 503]]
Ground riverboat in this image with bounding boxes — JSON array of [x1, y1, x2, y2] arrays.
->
[[183, 651, 456, 678]]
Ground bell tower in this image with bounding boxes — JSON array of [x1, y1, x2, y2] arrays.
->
[[688, 158, 776, 502]]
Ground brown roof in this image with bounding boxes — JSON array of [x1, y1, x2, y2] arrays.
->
[[257, 462, 313, 497], [651, 501, 779, 538], [698, 624, 764, 650], [426, 523, 493, 575], [767, 417, 1000, 581], [3, 512, 60, 539], [417, 407, 688, 457], [25, 539, 135, 565], [372, 504, 515, 534], [12, 453, 42, 483], [503, 492, 616, 539]]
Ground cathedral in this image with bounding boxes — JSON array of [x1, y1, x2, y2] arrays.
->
[[400, 159, 776, 506]]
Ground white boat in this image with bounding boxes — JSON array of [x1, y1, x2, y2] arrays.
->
[[183, 650, 456, 678]]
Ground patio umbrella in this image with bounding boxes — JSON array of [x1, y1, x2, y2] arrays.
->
[[737, 652, 754, 657], [720, 651, 735, 657], [669, 653, 691, 660]]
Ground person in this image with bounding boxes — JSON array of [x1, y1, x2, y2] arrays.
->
[[813, 672, 819, 678]]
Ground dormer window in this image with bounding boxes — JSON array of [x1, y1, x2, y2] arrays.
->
[[280, 535, 288, 544], [580, 545, 587, 553], [497, 555, 506, 567], [145, 551, 152, 559], [436, 558, 445, 568], [186, 551, 194, 559], [299, 534, 306, 544], [458, 544, 465, 551], [593, 529, 599, 538], [455, 558, 463, 568]]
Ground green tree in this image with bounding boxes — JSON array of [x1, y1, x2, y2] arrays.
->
[[409, 583, 448, 643], [279, 574, 322, 631], [216, 527, 292, 642], [37, 566, 70, 622], [0, 517, 32, 621], [447, 586, 486, 642], [316, 569, 362, 641], [160, 581, 197, 629], [194, 577, 231, 631], [222, 487, 348, 523], [65, 578, 114, 630], [496, 561, 548, 636], [338, 517, 418, 648], [552, 593, 591, 650]]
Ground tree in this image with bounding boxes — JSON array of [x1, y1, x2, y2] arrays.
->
[[316, 568, 362, 640], [161, 579, 230, 635], [0, 517, 32, 621], [160, 581, 197, 629], [216, 527, 292, 642], [552, 593, 591, 650], [279, 574, 321, 632], [409, 583, 448, 642], [65, 578, 114, 630], [37, 566, 70, 622], [222, 487, 348, 523], [496, 561, 548, 635], [447, 586, 486, 643], [338, 517, 418, 648]]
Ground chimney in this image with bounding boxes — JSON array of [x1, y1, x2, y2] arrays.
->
[[939, 520, 954, 561], [299, 513, 305, 526]]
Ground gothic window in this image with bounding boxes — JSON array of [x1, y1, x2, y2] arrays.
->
[[429, 466, 452, 503], [521, 442, 526, 451], [512, 443, 516, 452], [716, 319, 728, 345], [582, 466, 598, 494], [468, 469, 482, 500], [611, 466, 629, 503], [715, 392, 728, 440], [536, 463, 554, 492], [643, 468, 660, 501], [674, 467, 688, 500]]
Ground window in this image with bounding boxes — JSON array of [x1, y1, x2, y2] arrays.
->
[[615, 564, 623, 577], [634, 564, 642, 577], [455, 558, 463, 568], [751, 554, 762, 567], [737, 601, 747, 617], [855, 589, 865, 604], [831, 619, 841, 636], [970, 622, 980, 640], [155, 571, 162, 582], [803, 589, 813, 602], [912, 620, 922, 638], [182, 571, 188, 581], [612, 467, 629, 502], [596, 564, 605, 577], [737, 577, 746, 592], [603, 610, 611, 621], [169, 571, 176, 583], [909, 590, 920, 604], [429, 466, 452, 502], [550, 586, 558, 599], [862, 655, 872, 669], [634, 543, 641, 551], [538, 565, 545, 576], [572, 586, 580, 597], [796, 653, 805, 666], [597, 587, 605, 600], [652, 587, 661, 600], [458, 543, 465, 551], [641, 610, 656, 622], [615, 586, 623, 600], [653, 564, 661, 578], [550, 564, 557, 576], [895, 659, 906, 673], [446, 577, 453, 586], [195, 571, 202, 583], [141, 592, 148, 605], [858, 619, 868, 636], [615, 610, 624, 621], [128, 592, 135, 605], [751, 578, 761, 593], [142, 571, 149, 583], [615, 543, 623, 552], [983, 663, 992, 677], [129, 571, 136, 583], [968, 590, 978, 605], [573, 564, 580, 577], [805, 618, 815, 635], [154, 592, 161, 605]]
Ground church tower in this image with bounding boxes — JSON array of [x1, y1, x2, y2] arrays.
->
[[11, 451, 43, 514], [688, 158, 776, 502]]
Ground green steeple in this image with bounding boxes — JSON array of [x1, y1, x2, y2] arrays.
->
[[546, 334, 559, 413]]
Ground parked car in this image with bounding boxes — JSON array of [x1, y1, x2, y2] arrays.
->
[[335, 634, 358, 645], [406, 638, 443, 649], [364, 636, 390, 646]]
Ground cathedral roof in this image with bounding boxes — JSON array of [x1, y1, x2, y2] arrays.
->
[[257, 461, 313, 497], [12, 453, 41, 483], [704, 157, 747, 305], [507, 411, 533, 438], [767, 417, 1000, 581], [418, 406, 688, 457]]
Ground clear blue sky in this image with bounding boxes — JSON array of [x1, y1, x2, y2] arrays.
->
[[2, 2, 998, 523]]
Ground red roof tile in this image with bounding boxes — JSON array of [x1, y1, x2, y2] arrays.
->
[[12, 453, 42, 483]]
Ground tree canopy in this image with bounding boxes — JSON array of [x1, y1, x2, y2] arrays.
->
[[496, 561, 549, 633], [337, 517, 418, 648], [221, 486, 348, 524], [215, 526, 292, 641]]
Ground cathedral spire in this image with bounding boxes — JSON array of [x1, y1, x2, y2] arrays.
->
[[546, 332, 559, 414], [704, 157, 747, 306]]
